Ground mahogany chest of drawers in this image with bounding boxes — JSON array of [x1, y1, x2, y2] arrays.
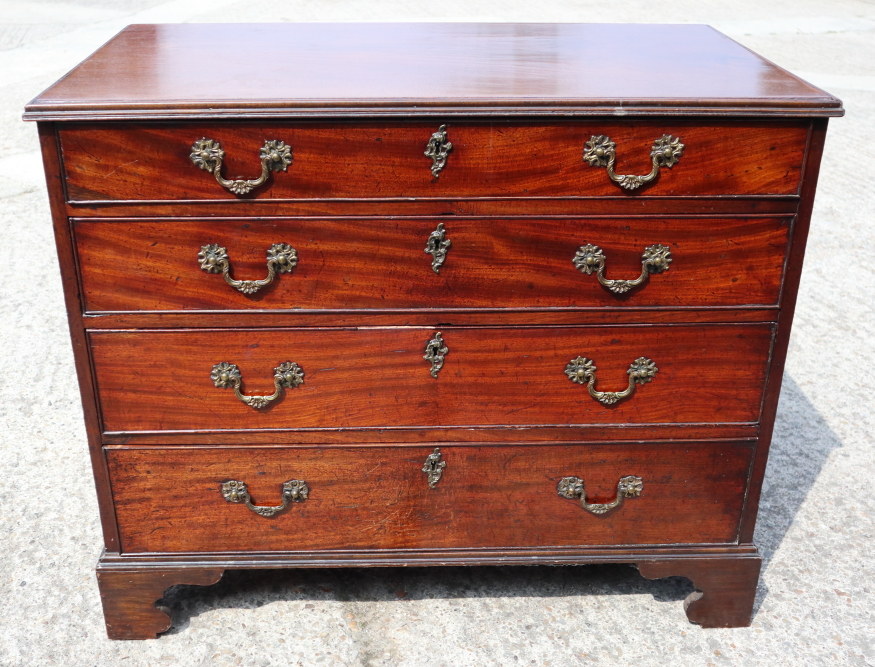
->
[[25, 23, 842, 639]]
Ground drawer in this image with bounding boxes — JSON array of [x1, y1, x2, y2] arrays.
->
[[75, 216, 791, 312], [107, 442, 753, 553], [90, 325, 773, 433], [59, 121, 808, 202]]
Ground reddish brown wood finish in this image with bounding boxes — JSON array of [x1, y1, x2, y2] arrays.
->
[[106, 443, 753, 553], [74, 216, 791, 312], [638, 555, 762, 627], [59, 122, 809, 202], [93, 547, 761, 633], [739, 118, 829, 543], [38, 124, 120, 551], [27, 22, 840, 636], [103, 426, 758, 446], [66, 197, 802, 219], [89, 325, 773, 433], [96, 567, 224, 639], [99, 545, 761, 568], [82, 308, 778, 331], [24, 24, 841, 120]]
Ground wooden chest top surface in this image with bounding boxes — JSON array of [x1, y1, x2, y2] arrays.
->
[[27, 21, 839, 634], [24, 23, 842, 120]]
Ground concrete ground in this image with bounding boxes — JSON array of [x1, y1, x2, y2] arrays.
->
[[1, 1, 874, 665]]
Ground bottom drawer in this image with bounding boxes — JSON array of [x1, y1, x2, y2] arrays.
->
[[107, 443, 753, 553]]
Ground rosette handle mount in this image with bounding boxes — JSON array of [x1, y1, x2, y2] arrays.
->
[[572, 243, 672, 294], [211, 361, 304, 409], [190, 138, 292, 195], [565, 356, 658, 405], [583, 134, 683, 191]]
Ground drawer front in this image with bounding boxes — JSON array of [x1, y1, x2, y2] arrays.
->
[[75, 216, 790, 312], [107, 443, 753, 553], [60, 121, 808, 202], [91, 325, 773, 433]]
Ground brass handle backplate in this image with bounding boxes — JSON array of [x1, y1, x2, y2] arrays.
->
[[565, 356, 657, 405], [572, 243, 672, 294], [583, 134, 683, 191], [190, 138, 292, 194], [557, 475, 643, 515], [424, 124, 452, 177], [198, 243, 298, 294], [211, 361, 304, 409], [221, 479, 309, 517]]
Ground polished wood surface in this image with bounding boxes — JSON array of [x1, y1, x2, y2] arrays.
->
[[90, 325, 773, 432], [98, 544, 761, 567], [107, 443, 753, 552], [59, 122, 808, 201], [740, 118, 829, 543], [96, 568, 224, 639], [103, 427, 758, 446], [83, 309, 779, 331], [638, 556, 762, 628], [75, 216, 791, 312], [24, 24, 841, 120], [65, 197, 802, 219], [29, 21, 839, 634], [38, 125, 121, 551], [94, 547, 761, 631]]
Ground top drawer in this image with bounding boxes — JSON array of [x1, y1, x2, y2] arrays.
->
[[58, 121, 809, 203]]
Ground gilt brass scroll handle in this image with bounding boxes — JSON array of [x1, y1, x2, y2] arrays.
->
[[557, 475, 643, 515], [221, 479, 309, 517], [583, 135, 683, 191], [198, 243, 298, 295], [572, 243, 672, 294], [565, 356, 657, 405], [190, 138, 292, 195], [211, 361, 304, 409]]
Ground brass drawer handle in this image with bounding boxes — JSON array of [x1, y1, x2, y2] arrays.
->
[[211, 361, 304, 409], [557, 475, 643, 515], [221, 479, 309, 517], [190, 138, 292, 194], [583, 134, 683, 191], [572, 243, 671, 294], [565, 356, 657, 405], [198, 243, 298, 294], [424, 124, 452, 177]]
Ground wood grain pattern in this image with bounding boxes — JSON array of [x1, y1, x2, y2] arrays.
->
[[65, 197, 801, 219], [24, 24, 841, 120], [102, 426, 758, 446], [96, 568, 224, 639], [740, 118, 829, 543], [38, 124, 121, 551], [106, 442, 754, 553], [638, 556, 762, 628], [28, 21, 840, 635], [74, 216, 791, 313], [82, 308, 779, 331], [89, 325, 774, 433], [98, 544, 760, 567], [59, 122, 809, 202]]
